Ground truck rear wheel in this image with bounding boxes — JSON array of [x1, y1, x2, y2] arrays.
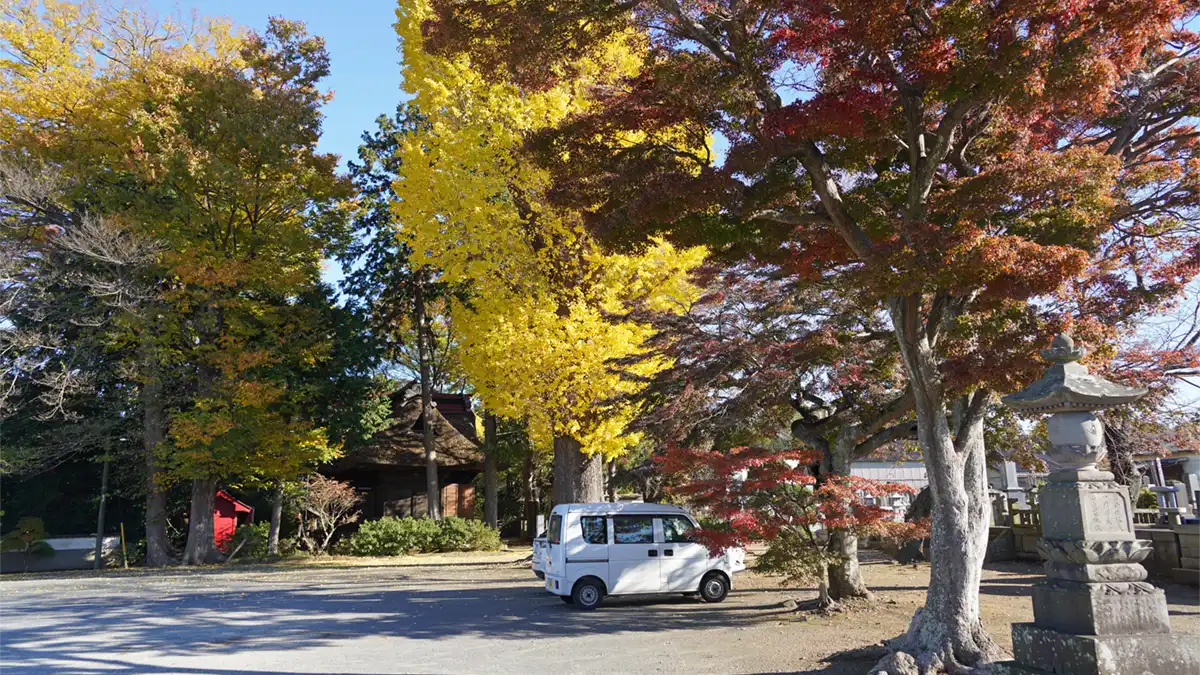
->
[[571, 577, 605, 610]]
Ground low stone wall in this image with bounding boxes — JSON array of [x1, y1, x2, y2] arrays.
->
[[1173, 522, 1200, 585], [985, 526, 1044, 562], [985, 524, 1198, 585], [0, 536, 119, 574], [986, 526, 1015, 562], [1012, 525, 1042, 561], [883, 521, 1199, 586], [1135, 527, 1181, 578]]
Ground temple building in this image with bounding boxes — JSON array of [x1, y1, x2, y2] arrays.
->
[[324, 385, 482, 520]]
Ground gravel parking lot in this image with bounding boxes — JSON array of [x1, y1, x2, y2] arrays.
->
[[2, 556, 1197, 675]]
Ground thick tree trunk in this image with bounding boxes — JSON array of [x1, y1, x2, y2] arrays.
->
[[414, 282, 441, 520], [828, 530, 870, 599], [181, 478, 219, 565], [268, 483, 284, 556], [872, 298, 1000, 675], [483, 413, 498, 529], [816, 560, 838, 609], [606, 460, 617, 502], [522, 451, 538, 538], [141, 348, 172, 567], [827, 430, 872, 601], [552, 435, 603, 505]]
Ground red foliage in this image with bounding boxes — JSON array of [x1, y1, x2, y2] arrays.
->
[[658, 444, 926, 555], [426, 0, 1200, 474]]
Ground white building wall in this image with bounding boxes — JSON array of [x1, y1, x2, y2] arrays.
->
[[849, 461, 929, 515], [850, 461, 929, 490]]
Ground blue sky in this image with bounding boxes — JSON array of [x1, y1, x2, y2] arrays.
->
[[148, 1, 408, 285], [153, 0, 408, 165]]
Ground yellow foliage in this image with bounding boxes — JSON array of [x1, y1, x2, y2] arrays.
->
[[1, 4, 345, 485], [393, 0, 704, 460], [0, 0, 240, 168]]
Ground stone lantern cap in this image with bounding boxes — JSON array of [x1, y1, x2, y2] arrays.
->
[[1001, 333, 1147, 413]]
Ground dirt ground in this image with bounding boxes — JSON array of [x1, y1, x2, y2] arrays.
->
[[1, 553, 1197, 674]]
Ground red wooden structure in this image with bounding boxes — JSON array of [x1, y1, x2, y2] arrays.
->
[[214, 490, 253, 550]]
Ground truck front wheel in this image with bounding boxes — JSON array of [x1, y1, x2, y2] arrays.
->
[[700, 572, 729, 603]]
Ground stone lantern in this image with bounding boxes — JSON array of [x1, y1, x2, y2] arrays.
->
[[997, 333, 1198, 674]]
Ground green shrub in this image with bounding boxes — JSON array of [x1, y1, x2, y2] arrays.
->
[[1136, 488, 1159, 510], [347, 517, 438, 556], [224, 522, 298, 560], [345, 516, 501, 556], [435, 517, 502, 552], [230, 522, 271, 559], [1, 517, 55, 572]]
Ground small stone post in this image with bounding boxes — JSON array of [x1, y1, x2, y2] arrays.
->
[[997, 333, 1199, 675]]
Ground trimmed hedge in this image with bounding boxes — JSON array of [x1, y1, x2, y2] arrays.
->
[[346, 516, 501, 556]]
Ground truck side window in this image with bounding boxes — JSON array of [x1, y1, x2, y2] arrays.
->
[[548, 514, 563, 545], [580, 516, 607, 544], [612, 516, 654, 544], [662, 516, 695, 543]]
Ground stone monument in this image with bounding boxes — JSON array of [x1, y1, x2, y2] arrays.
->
[[997, 333, 1199, 675]]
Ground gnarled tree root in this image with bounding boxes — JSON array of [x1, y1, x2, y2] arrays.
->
[[869, 609, 1004, 675]]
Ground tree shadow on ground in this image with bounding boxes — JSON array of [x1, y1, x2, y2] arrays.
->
[[737, 644, 892, 674], [0, 558, 525, 583], [0, 653, 404, 675], [0, 570, 796, 675]]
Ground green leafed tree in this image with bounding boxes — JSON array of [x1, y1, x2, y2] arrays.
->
[[114, 18, 353, 565], [341, 104, 470, 520]]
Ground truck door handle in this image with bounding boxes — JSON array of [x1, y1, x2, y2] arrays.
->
[[648, 550, 658, 557], [664, 549, 674, 557]]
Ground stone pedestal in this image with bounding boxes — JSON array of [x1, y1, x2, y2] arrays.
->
[[999, 334, 1200, 674], [1001, 624, 1199, 675], [996, 472, 1199, 674]]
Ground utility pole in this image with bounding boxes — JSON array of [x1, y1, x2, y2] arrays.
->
[[93, 456, 110, 570]]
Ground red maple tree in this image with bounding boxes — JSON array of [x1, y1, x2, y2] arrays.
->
[[631, 260, 917, 601], [423, 1, 1198, 671], [659, 444, 925, 608]]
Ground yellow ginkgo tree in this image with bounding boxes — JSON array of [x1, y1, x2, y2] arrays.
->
[[392, 0, 704, 502]]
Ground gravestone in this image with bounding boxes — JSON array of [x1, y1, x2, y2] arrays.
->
[[1167, 479, 1192, 520], [996, 333, 1199, 675], [1003, 460, 1029, 509]]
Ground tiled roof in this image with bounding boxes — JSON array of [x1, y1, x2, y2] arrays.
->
[[332, 385, 482, 469]]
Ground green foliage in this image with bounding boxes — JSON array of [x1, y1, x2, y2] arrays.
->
[[1, 516, 56, 571], [229, 522, 271, 559], [120, 538, 147, 568], [434, 517, 502, 552], [288, 286, 395, 456], [346, 517, 439, 555], [225, 521, 300, 560], [1136, 489, 1159, 510], [345, 517, 501, 556], [340, 104, 465, 391], [753, 529, 829, 587]]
